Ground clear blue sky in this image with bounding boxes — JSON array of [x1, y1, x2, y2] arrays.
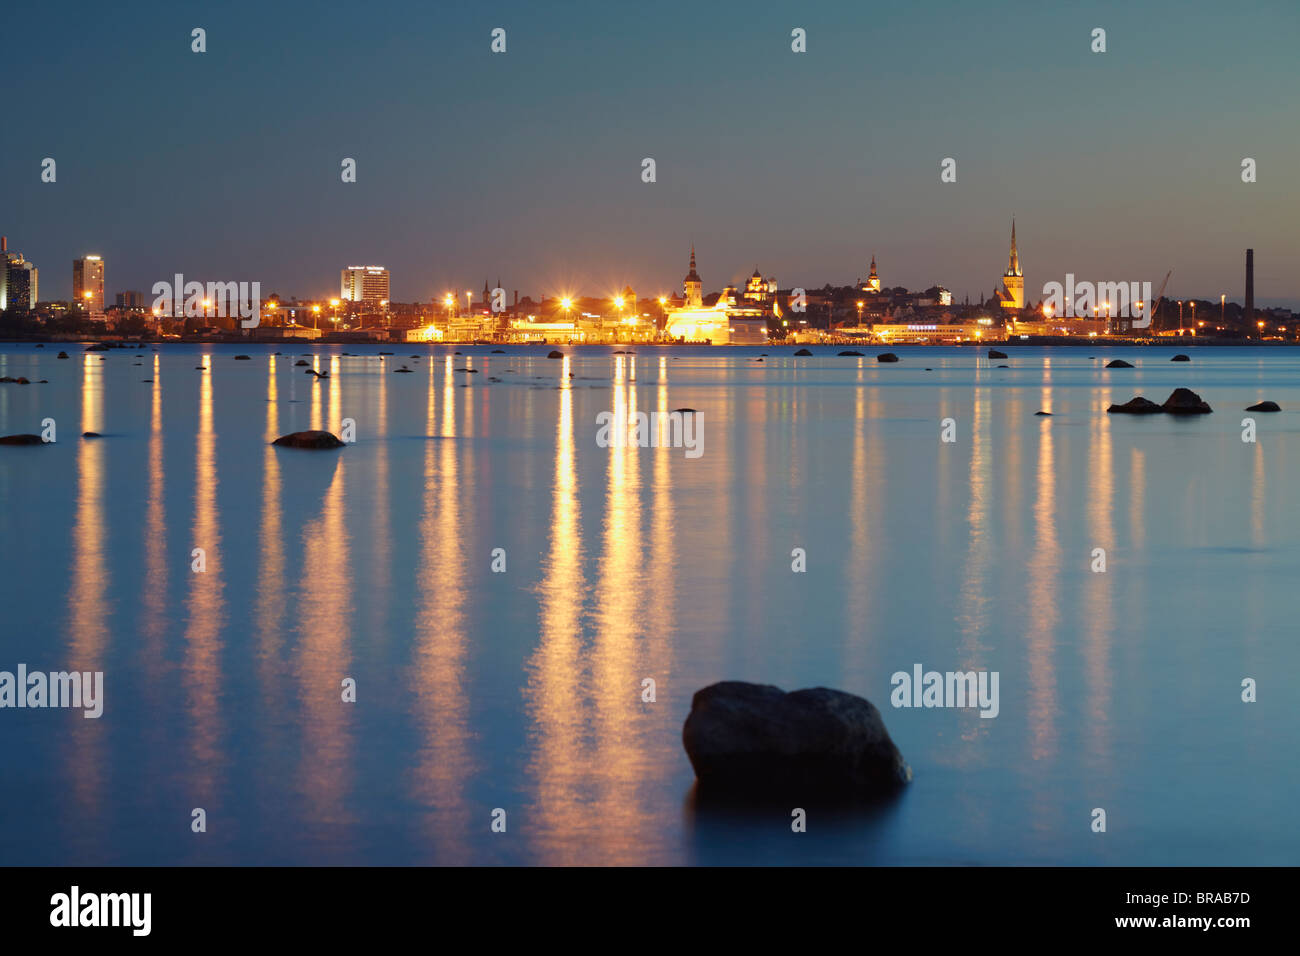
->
[[5, 0, 1298, 306]]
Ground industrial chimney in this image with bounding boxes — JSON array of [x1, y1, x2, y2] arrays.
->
[[1245, 249, 1255, 328]]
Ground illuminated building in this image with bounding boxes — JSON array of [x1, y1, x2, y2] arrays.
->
[[664, 247, 768, 344], [862, 255, 881, 293], [73, 255, 105, 318], [340, 266, 390, 308], [996, 220, 1024, 310]]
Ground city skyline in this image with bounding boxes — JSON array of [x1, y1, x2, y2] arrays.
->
[[3, 0, 1297, 307]]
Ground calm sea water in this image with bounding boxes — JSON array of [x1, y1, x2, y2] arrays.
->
[[0, 343, 1295, 865]]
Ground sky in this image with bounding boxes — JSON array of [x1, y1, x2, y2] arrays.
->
[[4, 0, 1298, 307]]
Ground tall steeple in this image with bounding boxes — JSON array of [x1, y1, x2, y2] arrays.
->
[[1006, 219, 1021, 277], [683, 244, 703, 308]]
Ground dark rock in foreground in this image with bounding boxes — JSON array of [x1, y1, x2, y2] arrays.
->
[[1108, 396, 1163, 414], [547, 350, 564, 359], [272, 430, 345, 449], [1246, 400, 1281, 412], [682, 681, 910, 802], [988, 349, 1008, 359], [876, 352, 900, 363], [1171, 354, 1190, 362], [1106, 359, 1134, 368], [1162, 387, 1212, 414], [837, 350, 864, 357], [793, 348, 813, 356], [0, 434, 45, 445]]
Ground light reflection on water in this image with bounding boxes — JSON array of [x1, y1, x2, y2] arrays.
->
[[0, 344, 1296, 865]]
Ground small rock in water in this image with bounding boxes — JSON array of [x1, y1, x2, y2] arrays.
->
[[988, 349, 1008, 359], [793, 348, 813, 356], [272, 430, 345, 449], [1161, 387, 1212, 414], [1246, 400, 1281, 412], [838, 350, 864, 357], [394, 367, 413, 373], [1035, 410, 1052, 416], [1107, 396, 1163, 415], [1105, 359, 1134, 368], [682, 681, 910, 802], [547, 350, 564, 359], [82, 431, 103, 438], [877, 352, 900, 363], [0, 434, 45, 445], [1171, 354, 1190, 362], [57, 351, 69, 359], [294, 359, 310, 366], [234, 354, 251, 360]]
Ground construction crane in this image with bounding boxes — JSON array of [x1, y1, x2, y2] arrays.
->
[[1144, 270, 1172, 330]]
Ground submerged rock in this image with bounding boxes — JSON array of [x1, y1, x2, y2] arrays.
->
[[394, 367, 413, 373], [988, 349, 1008, 359], [0, 434, 45, 445], [1035, 410, 1052, 416], [682, 681, 910, 802], [1107, 396, 1163, 414], [1161, 387, 1212, 414], [876, 352, 900, 363], [838, 350, 864, 357], [234, 354, 251, 360], [1246, 400, 1281, 412], [1105, 358, 1134, 368], [492, 349, 505, 354], [82, 431, 102, 438], [272, 430, 345, 449]]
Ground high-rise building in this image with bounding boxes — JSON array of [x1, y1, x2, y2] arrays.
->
[[997, 220, 1024, 310], [116, 291, 146, 310], [74, 255, 105, 317], [1, 237, 37, 312], [340, 266, 390, 308]]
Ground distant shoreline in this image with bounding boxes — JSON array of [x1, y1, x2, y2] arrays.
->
[[1, 336, 1296, 349]]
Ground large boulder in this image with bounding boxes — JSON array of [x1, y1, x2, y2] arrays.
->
[[1161, 387, 1212, 414], [1107, 396, 1163, 414], [1105, 358, 1134, 368], [682, 681, 910, 802], [876, 352, 900, 363], [1246, 400, 1281, 412], [272, 430, 345, 449]]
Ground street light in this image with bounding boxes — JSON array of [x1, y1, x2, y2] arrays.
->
[[312, 304, 321, 330]]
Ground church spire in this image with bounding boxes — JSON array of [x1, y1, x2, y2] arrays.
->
[[1007, 219, 1021, 277]]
